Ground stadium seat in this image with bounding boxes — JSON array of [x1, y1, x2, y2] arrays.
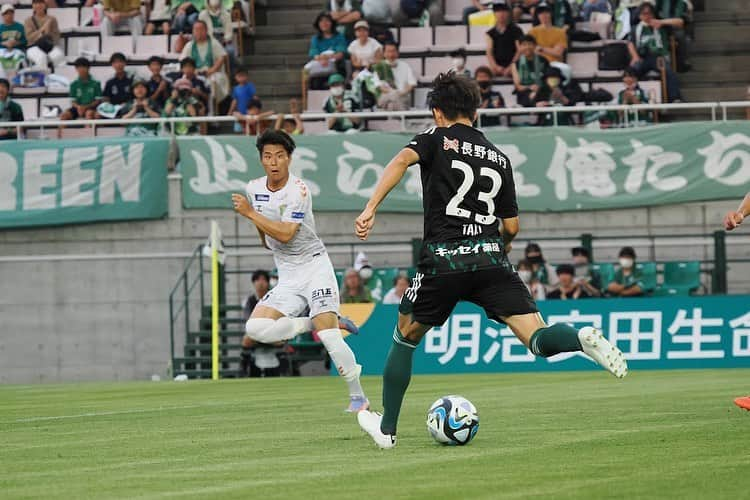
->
[[468, 25, 488, 51], [49, 7, 79, 32], [433, 25, 467, 51], [445, 0, 472, 23], [367, 119, 403, 132], [302, 120, 329, 135], [61, 127, 95, 139], [398, 27, 432, 53], [492, 84, 515, 106], [100, 36, 133, 60], [401, 57, 423, 80], [89, 65, 112, 83], [134, 35, 170, 59], [518, 23, 532, 34], [66, 35, 101, 57], [635, 262, 657, 292], [55, 64, 78, 82], [413, 87, 429, 108], [663, 261, 701, 293], [305, 90, 328, 112], [13, 8, 32, 24], [653, 286, 693, 297], [15, 98, 38, 121], [592, 263, 615, 288], [465, 55, 489, 75], [568, 51, 598, 79], [95, 126, 127, 137], [422, 56, 454, 81]]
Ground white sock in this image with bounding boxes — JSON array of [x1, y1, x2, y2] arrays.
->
[[317, 328, 365, 398], [245, 317, 314, 344]]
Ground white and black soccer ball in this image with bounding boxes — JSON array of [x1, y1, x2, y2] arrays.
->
[[426, 395, 479, 446]]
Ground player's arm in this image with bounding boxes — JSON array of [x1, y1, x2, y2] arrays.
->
[[724, 192, 750, 231], [355, 147, 419, 240], [500, 217, 519, 253], [232, 193, 300, 244], [619, 284, 643, 296], [256, 227, 269, 250]]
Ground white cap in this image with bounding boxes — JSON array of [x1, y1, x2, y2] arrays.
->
[[1, 4, 15, 14]]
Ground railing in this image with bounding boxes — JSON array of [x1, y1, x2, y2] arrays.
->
[[3, 101, 749, 137], [167, 244, 206, 375]]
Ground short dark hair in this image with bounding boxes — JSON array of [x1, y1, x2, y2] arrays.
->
[[252, 270, 270, 283], [639, 2, 656, 15], [256, 129, 296, 156], [623, 68, 638, 79], [383, 40, 399, 51], [193, 19, 208, 29], [73, 57, 91, 68], [313, 11, 336, 33], [180, 57, 196, 68], [0, 78, 9, 90], [571, 246, 590, 259], [619, 246, 637, 259], [525, 242, 542, 254], [147, 55, 164, 66], [426, 72, 480, 121], [474, 65, 492, 79], [556, 264, 575, 276], [110, 52, 127, 64], [235, 67, 248, 76], [519, 34, 537, 44]]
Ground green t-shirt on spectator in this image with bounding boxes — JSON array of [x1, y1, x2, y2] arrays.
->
[[656, 0, 688, 20], [611, 269, 648, 295], [632, 24, 669, 58], [0, 22, 27, 50], [70, 77, 102, 106]]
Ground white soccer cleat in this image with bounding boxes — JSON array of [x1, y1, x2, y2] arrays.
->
[[357, 410, 397, 449], [578, 326, 628, 379]]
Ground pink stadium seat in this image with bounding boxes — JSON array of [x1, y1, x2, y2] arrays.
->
[[445, 0, 472, 23], [433, 25, 467, 51], [95, 126, 127, 137], [61, 127, 95, 139], [568, 51, 598, 79], [468, 25, 489, 51], [306, 90, 328, 112], [49, 7, 79, 32], [413, 87, 429, 109], [465, 55, 488, 74], [401, 57, 423, 79], [640, 80, 662, 103], [13, 8, 32, 24], [493, 84, 515, 107], [101, 36, 133, 60], [518, 23, 532, 34], [422, 56, 454, 81], [390, 27, 398, 43], [302, 120, 328, 134], [135, 35, 170, 58], [55, 64, 78, 82], [66, 36, 101, 57], [367, 119, 402, 132], [398, 27, 432, 53], [15, 98, 38, 121], [40, 97, 72, 111], [89, 65, 112, 83]]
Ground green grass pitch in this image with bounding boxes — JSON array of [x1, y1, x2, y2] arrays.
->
[[2, 369, 749, 499]]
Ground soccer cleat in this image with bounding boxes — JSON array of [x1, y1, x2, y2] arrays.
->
[[338, 316, 360, 335], [734, 396, 750, 411], [578, 326, 628, 379], [346, 395, 370, 413], [357, 410, 397, 449]]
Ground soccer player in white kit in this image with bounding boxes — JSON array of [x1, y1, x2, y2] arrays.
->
[[231, 130, 369, 413]]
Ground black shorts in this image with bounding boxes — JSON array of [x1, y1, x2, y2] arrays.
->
[[399, 267, 538, 326]]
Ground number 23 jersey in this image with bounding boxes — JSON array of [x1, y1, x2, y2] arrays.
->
[[405, 123, 518, 273]]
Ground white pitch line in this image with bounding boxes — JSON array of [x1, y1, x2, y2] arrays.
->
[[11, 403, 229, 423]]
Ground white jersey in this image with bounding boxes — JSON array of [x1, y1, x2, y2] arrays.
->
[[245, 174, 326, 269]]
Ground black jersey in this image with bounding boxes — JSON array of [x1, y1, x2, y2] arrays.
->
[[406, 123, 518, 274]]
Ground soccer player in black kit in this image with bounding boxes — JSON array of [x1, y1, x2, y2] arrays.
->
[[354, 73, 628, 449]]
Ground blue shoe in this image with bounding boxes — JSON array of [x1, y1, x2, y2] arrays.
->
[[338, 316, 360, 335], [347, 395, 370, 413]]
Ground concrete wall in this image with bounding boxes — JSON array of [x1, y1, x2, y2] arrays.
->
[[1, 175, 748, 383]]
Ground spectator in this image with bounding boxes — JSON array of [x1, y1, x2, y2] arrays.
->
[[535, 0, 574, 31], [101, 0, 144, 43], [511, 0, 540, 23], [485, 1, 523, 77], [517, 259, 546, 300], [449, 48, 471, 78], [178, 57, 210, 111], [120, 79, 161, 136], [373, 41, 415, 111], [547, 264, 592, 299], [172, 0, 204, 34], [24, 0, 63, 71], [0, 78, 24, 140], [198, 0, 235, 61], [274, 98, 304, 135], [581, 0, 610, 21], [228, 67, 256, 131], [347, 20, 382, 73], [571, 246, 602, 297], [534, 66, 574, 125], [163, 78, 199, 135], [627, 2, 682, 102], [103, 52, 133, 106], [304, 12, 347, 88], [0, 5, 27, 61], [236, 97, 275, 136], [341, 268, 373, 303], [323, 73, 361, 132], [60, 58, 101, 121], [655, 0, 691, 72], [242, 269, 270, 320], [524, 242, 558, 290], [475, 65, 505, 127], [511, 34, 547, 107], [383, 274, 409, 305], [528, 3, 567, 63], [607, 246, 648, 297], [392, 0, 443, 27], [617, 68, 653, 125], [180, 20, 230, 105], [463, 0, 490, 25], [146, 56, 171, 110], [145, 0, 171, 35], [325, 0, 362, 40]]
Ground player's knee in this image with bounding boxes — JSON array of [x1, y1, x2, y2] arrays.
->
[[245, 318, 274, 343]]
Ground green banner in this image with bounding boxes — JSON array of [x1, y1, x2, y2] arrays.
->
[[179, 122, 750, 212], [0, 137, 170, 228]]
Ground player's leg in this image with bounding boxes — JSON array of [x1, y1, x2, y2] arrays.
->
[[242, 279, 313, 347], [735, 396, 750, 411]]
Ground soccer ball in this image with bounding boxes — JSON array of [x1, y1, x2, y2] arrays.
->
[[426, 395, 479, 445]]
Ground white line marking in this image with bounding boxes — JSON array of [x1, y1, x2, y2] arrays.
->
[[11, 403, 229, 423]]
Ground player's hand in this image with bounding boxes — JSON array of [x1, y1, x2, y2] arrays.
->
[[232, 193, 254, 218], [724, 210, 744, 231], [504, 243, 512, 254], [355, 207, 376, 240]]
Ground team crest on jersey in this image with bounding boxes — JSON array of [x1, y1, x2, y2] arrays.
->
[[443, 136, 459, 153], [255, 194, 270, 201]]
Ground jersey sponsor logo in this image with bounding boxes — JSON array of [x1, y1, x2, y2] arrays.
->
[[443, 136, 459, 153], [312, 288, 334, 300], [291, 211, 305, 220], [255, 194, 270, 201]]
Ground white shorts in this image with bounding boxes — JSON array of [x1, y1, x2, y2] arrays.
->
[[258, 253, 340, 318]]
